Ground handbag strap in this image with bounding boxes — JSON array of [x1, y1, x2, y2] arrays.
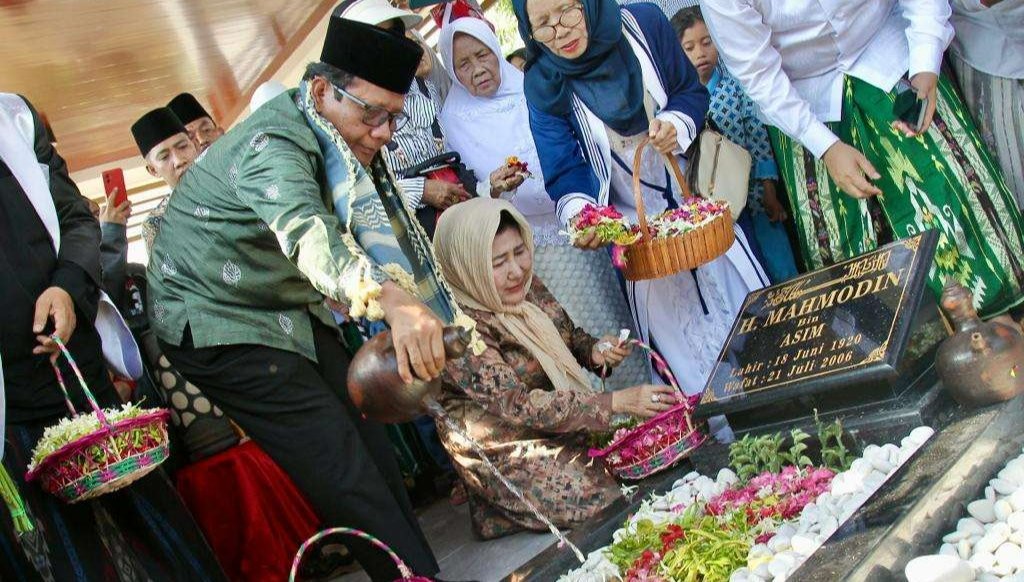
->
[[49, 335, 112, 429], [631, 136, 691, 241]]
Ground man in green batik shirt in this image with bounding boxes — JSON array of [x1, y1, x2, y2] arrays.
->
[[146, 17, 475, 581]]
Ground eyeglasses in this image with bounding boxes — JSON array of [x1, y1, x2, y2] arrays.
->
[[331, 83, 408, 132], [531, 5, 584, 43]]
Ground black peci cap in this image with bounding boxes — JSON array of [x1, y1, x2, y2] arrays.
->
[[320, 16, 423, 94], [166, 92, 213, 125], [131, 108, 186, 158]]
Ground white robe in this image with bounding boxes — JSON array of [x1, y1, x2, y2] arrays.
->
[[566, 13, 770, 394]]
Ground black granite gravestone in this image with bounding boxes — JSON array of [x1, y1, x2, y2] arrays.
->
[[695, 231, 947, 432]]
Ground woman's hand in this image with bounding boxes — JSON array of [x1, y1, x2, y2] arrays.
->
[[592, 335, 633, 370], [611, 384, 679, 418], [648, 118, 678, 154], [892, 72, 939, 137], [569, 209, 610, 251], [570, 227, 607, 250], [489, 165, 526, 197], [423, 179, 470, 210], [822, 141, 882, 199]]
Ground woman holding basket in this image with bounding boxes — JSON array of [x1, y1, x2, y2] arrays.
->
[[432, 198, 679, 538], [511, 0, 768, 395]]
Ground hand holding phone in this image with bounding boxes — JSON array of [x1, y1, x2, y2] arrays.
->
[[99, 168, 132, 225], [892, 73, 938, 136], [102, 168, 127, 207], [893, 83, 928, 133]]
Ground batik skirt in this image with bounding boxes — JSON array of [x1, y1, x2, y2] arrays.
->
[[770, 75, 1024, 317]]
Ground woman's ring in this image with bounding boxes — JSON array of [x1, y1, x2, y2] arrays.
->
[[651, 394, 660, 403]]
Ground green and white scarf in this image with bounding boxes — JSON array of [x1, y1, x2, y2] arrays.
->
[[298, 81, 481, 346]]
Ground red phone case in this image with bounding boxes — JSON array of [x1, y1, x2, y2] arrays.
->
[[102, 169, 127, 206]]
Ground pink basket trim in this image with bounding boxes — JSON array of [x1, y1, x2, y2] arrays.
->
[[26, 409, 171, 482]]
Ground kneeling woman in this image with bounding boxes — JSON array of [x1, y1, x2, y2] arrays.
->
[[433, 198, 678, 539]]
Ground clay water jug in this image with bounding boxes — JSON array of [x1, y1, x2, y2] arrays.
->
[[936, 280, 1024, 406], [347, 326, 471, 423]]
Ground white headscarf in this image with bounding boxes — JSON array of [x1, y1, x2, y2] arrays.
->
[[437, 18, 556, 224]]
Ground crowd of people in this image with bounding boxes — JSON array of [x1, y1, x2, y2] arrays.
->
[[0, 0, 1021, 580]]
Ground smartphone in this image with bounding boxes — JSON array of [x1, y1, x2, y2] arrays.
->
[[893, 82, 928, 133], [102, 168, 127, 206]]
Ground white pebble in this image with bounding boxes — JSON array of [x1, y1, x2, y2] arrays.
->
[[977, 533, 1005, 555], [882, 443, 901, 463], [958, 539, 973, 560], [819, 515, 840, 536], [832, 473, 864, 497], [717, 468, 739, 487], [996, 500, 1015, 522], [753, 561, 771, 579], [994, 542, 1023, 569], [991, 562, 1012, 577], [940, 543, 958, 556], [1009, 489, 1024, 512], [768, 553, 795, 578], [908, 426, 935, 445], [776, 523, 798, 540], [864, 471, 887, 491], [992, 478, 1018, 497], [904, 555, 975, 582], [730, 567, 752, 582], [970, 551, 997, 571], [991, 522, 1012, 541], [870, 456, 896, 474], [1010, 530, 1024, 546], [978, 574, 1001, 582], [749, 543, 773, 561], [945, 530, 969, 543], [768, 534, 792, 553], [960, 518, 987, 536], [1008, 512, 1024, 531], [989, 487, 999, 503], [1000, 461, 1024, 485], [791, 534, 819, 556], [850, 458, 873, 476], [971, 499, 998, 523]]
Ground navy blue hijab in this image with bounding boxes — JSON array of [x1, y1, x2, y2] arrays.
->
[[513, 0, 647, 135]]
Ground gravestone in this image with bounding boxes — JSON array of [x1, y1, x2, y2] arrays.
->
[[695, 231, 947, 433]]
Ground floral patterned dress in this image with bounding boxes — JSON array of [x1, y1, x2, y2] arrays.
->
[[438, 279, 623, 539]]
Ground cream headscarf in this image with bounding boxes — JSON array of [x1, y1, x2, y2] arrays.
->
[[434, 198, 593, 393]]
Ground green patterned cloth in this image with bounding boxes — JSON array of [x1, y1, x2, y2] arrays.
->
[[771, 75, 1024, 317], [147, 89, 470, 360]]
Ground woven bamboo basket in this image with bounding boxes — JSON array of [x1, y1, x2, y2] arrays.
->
[[622, 137, 735, 281], [25, 337, 170, 503]]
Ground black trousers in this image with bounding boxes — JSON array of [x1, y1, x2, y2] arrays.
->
[[159, 319, 438, 580]]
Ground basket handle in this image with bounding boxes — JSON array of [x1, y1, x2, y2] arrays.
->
[[631, 135, 692, 241], [49, 335, 112, 430], [289, 527, 420, 582]]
